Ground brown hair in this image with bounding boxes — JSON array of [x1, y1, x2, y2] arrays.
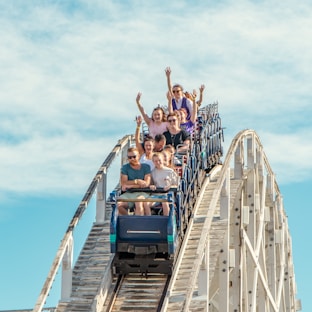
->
[[161, 150, 174, 168], [152, 106, 167, 122], [154, 134, 166, 143], [167, 111, 180, 120], [127, 147, 139, 153], [152, 152, 163, 160], [164, 144, 175, 154], [172, 84, 184, 91]]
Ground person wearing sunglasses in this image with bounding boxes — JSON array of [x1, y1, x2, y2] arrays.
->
[[163, 112, 190, 152], [165, 67, 193, 120], [118, 147, 151, 216], [167, 91, 198, 135]]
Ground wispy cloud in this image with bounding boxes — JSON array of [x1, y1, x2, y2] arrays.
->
[[0, 0, 311, 200], [261, 128, 312, 180]]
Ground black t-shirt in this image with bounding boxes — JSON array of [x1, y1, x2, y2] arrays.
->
[[163, 130, 190, 149]]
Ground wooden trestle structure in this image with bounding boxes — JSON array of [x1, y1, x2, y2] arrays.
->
[[27, 126, 301, 311]]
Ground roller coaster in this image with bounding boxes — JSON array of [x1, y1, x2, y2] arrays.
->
[[15, 102, 301, 311]]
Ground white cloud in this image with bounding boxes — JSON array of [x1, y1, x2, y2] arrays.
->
[[0, 0, 312, 199], [258, 129, 312, 183], [0, 133, 119, 194]]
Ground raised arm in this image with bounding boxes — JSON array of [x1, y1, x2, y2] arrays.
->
[[166, 91, 173, 114], [135, 116, 145, 156], [189, 93, 198, 124], [136, 92, 151, 125], [165, 67, 173, 95], [197, 84, 205, 107]]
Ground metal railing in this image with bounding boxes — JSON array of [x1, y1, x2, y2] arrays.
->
[[33, 135, 133, 312]]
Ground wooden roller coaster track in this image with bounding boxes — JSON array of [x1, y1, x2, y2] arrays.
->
[[27, 105, 301, 312]]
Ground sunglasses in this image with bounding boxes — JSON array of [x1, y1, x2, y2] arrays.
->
[[172, 89, 181, 93], [127, 155, 137, 159], [168, 119, 177, 123]]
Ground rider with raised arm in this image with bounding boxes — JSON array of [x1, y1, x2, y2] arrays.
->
[[135, 92, 168, 138], [135, 115, 155, 170], [165, 67, 193, 120], [167, 91, 198, 134]]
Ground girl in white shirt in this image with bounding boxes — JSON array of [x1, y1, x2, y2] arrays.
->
[[149, 153, 178, 216]]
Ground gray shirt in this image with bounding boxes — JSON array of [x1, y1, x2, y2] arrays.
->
[[151, 166, 178, 188]]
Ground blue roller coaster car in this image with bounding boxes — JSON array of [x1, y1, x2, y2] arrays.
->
[[110, 190, 181, 275]]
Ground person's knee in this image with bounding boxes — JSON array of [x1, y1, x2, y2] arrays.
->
[[118, 203, 128, 215], [144, 203, 151, 216], [134, 202, 144, 215], [162, 203, 170, 216]]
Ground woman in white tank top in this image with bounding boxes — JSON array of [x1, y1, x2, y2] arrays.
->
[[135, 116, 155, 170]]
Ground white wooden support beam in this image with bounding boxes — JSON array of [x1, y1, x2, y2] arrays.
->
[[241, 239, 248, 311], [266, 173, 275, 203], [96, 170, 106, 223], [246, 169, 256, 247], [220, 167, 230, 220], [242, 206, 249, 225], [61, 234, 73, 300], [198, 240, 209, 311], [230, 185, 242, 311], [276, 223, 286, 310], [234, 140, 244, 179], [264, 206, 270, 221], [275, 230, 283, 244], [267, 203, 277, 301], [219, 167, 230, 312], [256, 145, 264, 183], [296, 299, 302, 311], [229, 248, 235, 268], [242, 230, 279, 311], [247, 135, 255, 169], [245, 168, 257, 310]]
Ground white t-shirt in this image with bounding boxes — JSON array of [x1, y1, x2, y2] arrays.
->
[[173, 97, 193, 115], [151, 166, 178, 188]]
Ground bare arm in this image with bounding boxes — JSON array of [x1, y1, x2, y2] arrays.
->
[[177, 139, 190, 153], [135, 116, 145, 156], [197, 84, 205, 107], [132, 173, 151, 188], [165, 67, 173, 96], [136, 92, 151, 125], [141, 173, 151, 187], [167, 91, 173, 114], [120, 172, 151, 191], [189, 93, 198, 124], [120, 174, 137, 191]]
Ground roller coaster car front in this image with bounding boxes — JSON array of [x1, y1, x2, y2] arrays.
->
[[113, 216, 174, 274], [110, 214, 179, 275]]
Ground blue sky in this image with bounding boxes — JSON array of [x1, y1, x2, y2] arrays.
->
[[0, 0, 311, 310]]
